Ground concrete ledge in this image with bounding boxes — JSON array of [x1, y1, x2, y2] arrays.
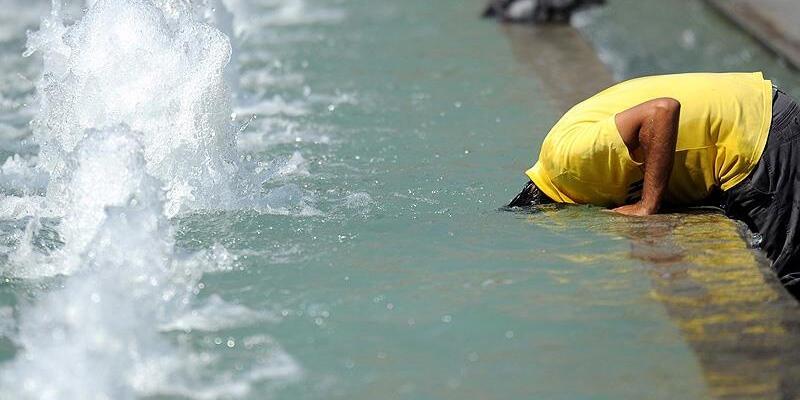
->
[[705, 0, 800, 70]]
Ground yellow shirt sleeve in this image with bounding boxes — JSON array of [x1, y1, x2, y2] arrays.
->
[[528, 116, 643, 207]]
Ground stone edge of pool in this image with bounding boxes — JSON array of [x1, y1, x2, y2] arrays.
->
[[704, 0, 800, 70]]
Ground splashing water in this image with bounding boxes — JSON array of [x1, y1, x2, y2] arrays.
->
[[0, 0, 301, 398], [5, 0, 318, 272], [28, 0, 244, 216], [4, 127, 299, 399]]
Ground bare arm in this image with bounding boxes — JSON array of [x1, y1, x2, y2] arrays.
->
[[612, 98, 681, 216]]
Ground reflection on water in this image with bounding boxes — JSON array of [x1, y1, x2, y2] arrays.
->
[[500, 24, 614, 111], [529, 206, 800, 399], [621, 213, 800, 399]]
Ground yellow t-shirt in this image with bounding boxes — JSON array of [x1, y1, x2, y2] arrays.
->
[[526, 72, 773, 207]]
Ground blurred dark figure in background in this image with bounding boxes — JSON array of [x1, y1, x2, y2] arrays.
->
[[482, 0, 606, 23]]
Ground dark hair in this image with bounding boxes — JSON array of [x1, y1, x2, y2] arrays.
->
[[507, 180, 554, 208]]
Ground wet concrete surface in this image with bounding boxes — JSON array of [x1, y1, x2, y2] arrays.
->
[[622, 212, 800, 399]]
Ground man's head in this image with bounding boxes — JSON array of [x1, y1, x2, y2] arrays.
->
[[507, 180, 553, 208]]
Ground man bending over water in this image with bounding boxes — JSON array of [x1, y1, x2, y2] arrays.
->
[[509, 72, 800, 296]]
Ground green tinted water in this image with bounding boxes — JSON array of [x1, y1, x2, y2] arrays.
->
[[2, 0, 800, 398]]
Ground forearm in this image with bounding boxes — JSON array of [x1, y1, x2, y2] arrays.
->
[[611, 98, 681, 216], [639, 103, 680, 213]]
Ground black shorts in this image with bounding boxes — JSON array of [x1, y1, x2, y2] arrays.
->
[[722, 87, 800, 293]]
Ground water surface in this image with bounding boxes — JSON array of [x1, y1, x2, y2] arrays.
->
[[0, 0, 798, 399]]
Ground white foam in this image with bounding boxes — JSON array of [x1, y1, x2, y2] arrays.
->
[[262, 183, 321, 216], [3, 126, 301, 400], [0, 155, 48, 197], [161, 294, 279, 332], [3, 125, 186, 398], [27, 0, 249, 216], [1, 0, 303, 397], [5, 193, 300, 398], [260, 151, 310, 180], [54, 126, 161, 273], [0, 196, 44, 221]]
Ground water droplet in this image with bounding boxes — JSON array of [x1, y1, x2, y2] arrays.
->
[[750, 232, 763, 247]]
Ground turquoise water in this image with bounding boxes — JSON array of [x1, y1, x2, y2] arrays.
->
[[575, 0, 800, 91], [0, 0, 798, 399]]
